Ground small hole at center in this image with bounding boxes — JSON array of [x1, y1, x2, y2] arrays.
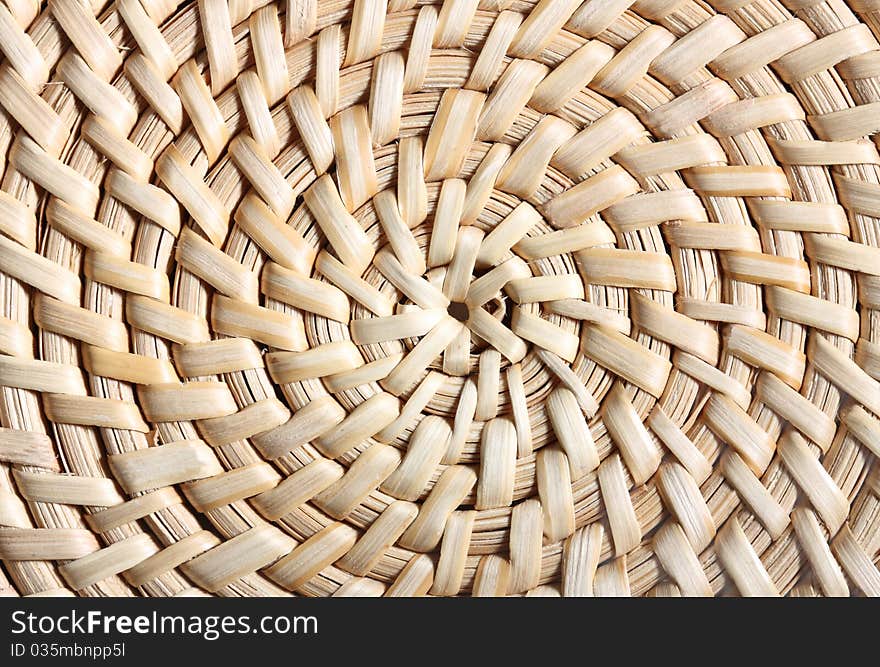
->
[[447, 301, 470, 323]]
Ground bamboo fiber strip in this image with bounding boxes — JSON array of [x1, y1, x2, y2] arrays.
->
[[0, 0, 877, 599]]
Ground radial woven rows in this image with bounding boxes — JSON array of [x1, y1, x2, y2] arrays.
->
[[0, 0, 879, 598]]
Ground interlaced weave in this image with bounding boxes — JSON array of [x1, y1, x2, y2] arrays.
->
[[0, 0, 879, 597]]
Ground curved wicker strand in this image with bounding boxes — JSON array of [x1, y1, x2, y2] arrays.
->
[[0, 0, 878, 597]]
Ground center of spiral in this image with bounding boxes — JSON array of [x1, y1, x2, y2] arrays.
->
[[447, 301, 470, 323]]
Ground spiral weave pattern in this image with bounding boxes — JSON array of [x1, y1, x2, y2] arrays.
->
[[0, 0, 879, 597]]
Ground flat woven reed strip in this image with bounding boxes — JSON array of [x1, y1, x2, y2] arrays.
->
[[0, 0, 879, 598]]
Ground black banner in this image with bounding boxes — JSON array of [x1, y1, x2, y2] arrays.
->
[[0, 597, 868, 662]]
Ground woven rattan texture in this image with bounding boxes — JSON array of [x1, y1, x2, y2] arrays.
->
[[0, 0, 879, 598]]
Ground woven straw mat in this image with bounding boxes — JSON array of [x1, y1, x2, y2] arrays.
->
[[0, 0, 879, 599]]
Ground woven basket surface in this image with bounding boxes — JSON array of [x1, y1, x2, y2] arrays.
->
[[1, 0, 880, 598]]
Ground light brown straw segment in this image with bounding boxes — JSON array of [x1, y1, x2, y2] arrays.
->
[[0, 0, 878, 600]]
